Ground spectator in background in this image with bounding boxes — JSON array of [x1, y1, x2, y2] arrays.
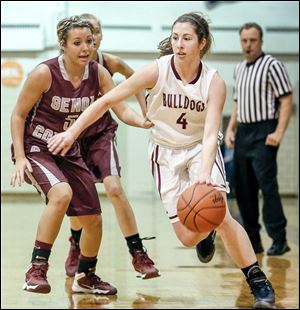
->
[[225, 22, 293, 255]]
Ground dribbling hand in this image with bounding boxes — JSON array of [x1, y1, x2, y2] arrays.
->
[[198, 172, 218, 187]]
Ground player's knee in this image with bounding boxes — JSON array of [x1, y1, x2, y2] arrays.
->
[[105, 183, 123, 198], [178, 235, 196, 247], [55, 193, 72, 212], [48, 184, 72, 212], [85, 215, 102, 233], [215, 211, 231, 232], [58, 189, 72, 204]]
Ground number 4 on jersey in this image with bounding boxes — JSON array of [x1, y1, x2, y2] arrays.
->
[[176, 113, 188, 129]]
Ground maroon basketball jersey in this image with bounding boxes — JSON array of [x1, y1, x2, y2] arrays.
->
[[24, 56, 117, 152], [79, 52, 118, 138], [97, 51, 113, 76]]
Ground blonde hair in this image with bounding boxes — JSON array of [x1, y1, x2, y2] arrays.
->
[[80, 13, 101, 29], [57, 15, 94, 52]]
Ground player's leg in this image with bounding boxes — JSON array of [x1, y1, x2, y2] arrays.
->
[[65, 216, 81, 277], [217, 194, 275, 308], [85, 131, 159, 279], [171, 220, 209, 246], [103, 175, 160, 279], [150, 142, 210, 247], [23, 153, 72, 294], [63, 155, 117, 295], [104, 175, 138, 236], [72, 213, 117, 295], [189, 146, 228, 263]]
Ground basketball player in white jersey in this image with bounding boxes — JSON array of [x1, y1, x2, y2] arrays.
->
[[48, 12, 276, 308]]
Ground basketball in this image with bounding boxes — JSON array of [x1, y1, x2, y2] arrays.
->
[[177, 183, 226, 233]]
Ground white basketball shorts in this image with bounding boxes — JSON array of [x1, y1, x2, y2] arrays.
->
[[148, 140, 229, 223]]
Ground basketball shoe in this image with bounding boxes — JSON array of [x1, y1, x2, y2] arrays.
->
[[132, 249, 160, 279], [65, 236, 80, 277], [196, 230, 216, 263], [72, 269, 117, 295], [23, 260, 51, 294], [247, 266, 275, 309]]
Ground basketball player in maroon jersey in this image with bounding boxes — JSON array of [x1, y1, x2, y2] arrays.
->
[[62, 13, 159, 280], [10, 15, 151, 295], [48, 12, 276, 309]]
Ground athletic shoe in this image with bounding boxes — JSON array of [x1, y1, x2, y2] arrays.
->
[[23, 260, 51, 294], [72, 271, 117, 295], [132, 250, 160, 279], [65, 236, 80, 277], [267, 240, 291, 256], [196, 230, 216, 263], [247, 267, 276, 309]]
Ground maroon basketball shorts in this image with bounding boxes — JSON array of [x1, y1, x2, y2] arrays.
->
[[24, 148, 101, 216], [79, 130, 121, 183]]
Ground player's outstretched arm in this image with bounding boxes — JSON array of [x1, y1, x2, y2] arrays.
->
[[47, 62, 158, 156]]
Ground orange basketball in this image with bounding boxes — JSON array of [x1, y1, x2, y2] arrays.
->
[[177, 183, 226, 233]]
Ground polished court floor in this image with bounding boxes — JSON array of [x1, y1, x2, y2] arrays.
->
[[1, 194, 299, 309]]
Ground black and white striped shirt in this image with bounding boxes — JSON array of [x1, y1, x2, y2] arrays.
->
[[233, 53, 292, 123]]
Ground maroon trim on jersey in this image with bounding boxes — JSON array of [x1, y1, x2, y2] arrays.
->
[[58, 55, 89, 81], [151, 145, 161, 198], [97, 52, 113, 76], [171, 55, 181, 80], [151, 148, 155, 177], [215, 147, 227, 188], [145, 93, 150, 109], [171, 55, 202, 84]]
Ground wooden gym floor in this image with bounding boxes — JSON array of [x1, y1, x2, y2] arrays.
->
[[1, 194, 299, 309]]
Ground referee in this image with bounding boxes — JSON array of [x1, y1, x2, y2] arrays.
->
[[225, 22, 293, 256]]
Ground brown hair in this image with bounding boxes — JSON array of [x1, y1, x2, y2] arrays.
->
[[158, 12, 213, 58], [239, 22, 263, 39]]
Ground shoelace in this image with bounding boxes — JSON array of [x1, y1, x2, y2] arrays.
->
[[140, 236, 156, 265], [140, 236, 156, 252], [141, 236, 156, 241], [87, 273, 110, 286], [249, 278, 273, 296], [31, 263, 48, 278], [135, 250, 155, 265]]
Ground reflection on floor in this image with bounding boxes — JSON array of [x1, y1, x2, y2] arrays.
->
[[1, 195, 299, 309]]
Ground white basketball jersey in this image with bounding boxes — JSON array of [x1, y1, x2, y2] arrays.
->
[[146, 54, 217, 149]]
